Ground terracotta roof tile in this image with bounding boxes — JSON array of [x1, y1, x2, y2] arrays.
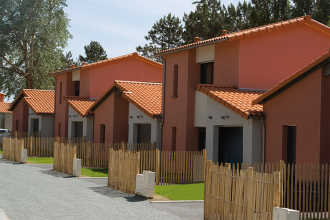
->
[[159, 16, 329, 55], [54, 52, 162, 75], [15, 89, 55, 114], [66, 97, 96, 117], [254, 50, 330, 104], [0, 102, 11, 113], [197, 85, 264, 119], [114, 81, 162, 118]]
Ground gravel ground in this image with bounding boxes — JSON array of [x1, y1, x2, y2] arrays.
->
[[0, 158, 203, 220]]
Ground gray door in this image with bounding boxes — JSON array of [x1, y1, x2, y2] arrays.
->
[[137, 124, 151, 144], [218, 127, 243, 164]]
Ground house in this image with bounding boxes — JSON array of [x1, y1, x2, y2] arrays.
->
[[0, 93, 12, 131], [10, 89, 55, 137], [254, 51, 330, 164], [89, 80, 162, 146], [158, 16, 330, 164], [53, 52, 162, 140]]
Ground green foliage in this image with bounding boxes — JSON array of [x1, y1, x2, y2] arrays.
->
[[183, 0, 228, 43], [81, 168, 108, 177], [136, 13, 183, 61], [0, 0, 71, 96], [154, 183, 204, 200], [79, 41, 107, 64], [27, 157, 53, 164]]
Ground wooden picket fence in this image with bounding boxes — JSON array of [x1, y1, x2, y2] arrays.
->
[[281, 163, 330, 220], [2, 137, 25, 162], [155, 150, 206, 185], [5, 136, 54, 157], [22, 136, 54, 157], [53, 141, 77, 175], [108, 148, 140, 194], [204, 160, 282, 220]]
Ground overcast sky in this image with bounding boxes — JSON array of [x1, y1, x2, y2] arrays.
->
[[64, 0, 241, 59]]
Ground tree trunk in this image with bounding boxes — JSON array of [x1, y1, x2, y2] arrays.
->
[[26, 74, 33, 89]]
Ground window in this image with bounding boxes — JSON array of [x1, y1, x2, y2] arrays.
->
[[58, 123, 61, 137], [173, 64, 178, 98], [74, 81, 80, 96], [100, 124, 105, 143], [283, 126, 296, 164], [172, 127, 177, 151], [59, 82, 63, 104], [200, 62, 214, 84]]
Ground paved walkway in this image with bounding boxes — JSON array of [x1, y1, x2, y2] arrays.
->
[[0, 158, 203, 220]]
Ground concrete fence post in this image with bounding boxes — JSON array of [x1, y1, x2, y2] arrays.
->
[[73, 158, 81, 177], [20, 149, 27, 163], [273, 207, 300, 220], [136, 170, 155, 198]]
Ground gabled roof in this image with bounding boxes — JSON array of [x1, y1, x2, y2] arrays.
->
[[254, 50, 330, 104], [66, 97, 95, 117], [10, 89, 55, 114], [90, 80, 162, 118], [159, 16, 330, 55], [54, 52, 162, 75], [0, 102, 11, 113], [197, 85, 264, 119]]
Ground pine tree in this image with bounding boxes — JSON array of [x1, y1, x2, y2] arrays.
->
[[136, 13, 184, 61], [79, 41, 107, 64]]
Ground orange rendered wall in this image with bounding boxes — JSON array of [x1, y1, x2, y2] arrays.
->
[[12, 98, 28, 136], [81, 57, 162, 99], [93, 90, 128, 144], [162, 50, 199, 151], [239, 25, 330, 90], [320, 67, 330, 163], [54, 72, 72, 137], [264, 69, 322, 163]]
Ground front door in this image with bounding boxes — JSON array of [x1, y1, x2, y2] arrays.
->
[[136, 124, 151, 144], [72, 121, 83, 138], [218, 127, 243, 164], [31, 118, 39, 135]]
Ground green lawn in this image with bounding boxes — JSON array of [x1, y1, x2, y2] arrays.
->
[[154, 183, 204, 200], [81, 168, 108, 177], [27, 157, 53, 164]]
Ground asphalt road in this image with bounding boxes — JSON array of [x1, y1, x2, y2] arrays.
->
[[0, 158, 203, 220]]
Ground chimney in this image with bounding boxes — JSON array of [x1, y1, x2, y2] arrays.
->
[[194, 37, 201, 43], [221, 29, 228, 35], [71, 64, 75, 68], [0, 93, 5, 102]]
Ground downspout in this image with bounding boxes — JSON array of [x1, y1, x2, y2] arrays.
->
[[160, 58, 166, 150], [262, 116, 266, 164], [54, 79, 57, 137]]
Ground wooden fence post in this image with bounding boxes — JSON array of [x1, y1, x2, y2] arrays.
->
[[156, 148, 160, 185]]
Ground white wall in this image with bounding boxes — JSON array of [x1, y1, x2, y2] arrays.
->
[[128, 103, 161, 148], [68, 106, 93, 141], [27, 108, 54, 137], [194, 91, 264, 164]]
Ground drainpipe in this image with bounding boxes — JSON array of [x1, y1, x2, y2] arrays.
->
[[262, 117, 266, 164], [160, 58, 166, 150]]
